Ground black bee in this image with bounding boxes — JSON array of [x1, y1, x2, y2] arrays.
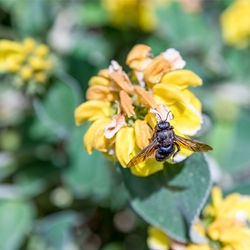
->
[[127, 120, 213, 167]]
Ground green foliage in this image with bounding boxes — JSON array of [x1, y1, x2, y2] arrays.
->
[[1, 0, 250, 249], [121, 153, 211, 242], [63, 125, 112, 201], [0, 199, 34, 250]]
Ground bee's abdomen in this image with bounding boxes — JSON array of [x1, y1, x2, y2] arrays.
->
[[155, 144, 175, 162]]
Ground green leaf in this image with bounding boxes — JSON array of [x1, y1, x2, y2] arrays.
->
[[12, 0, 51, 36], [80, 2, 108, 26], [0, 199, 34, 250], [34, 78, 80, 138], [225, 181, 250, 196], [121, 153, 211, 243], [14, 163, 59, 198], [156, 3, 215, 52], [218, 108, 250, 174], [63, 125, 112, 201], [34, 211, 78, 250]]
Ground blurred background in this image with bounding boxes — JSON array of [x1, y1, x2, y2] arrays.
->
[[0, 0, 250, 249]]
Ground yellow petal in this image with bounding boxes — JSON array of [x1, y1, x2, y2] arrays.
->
[[182, 88, 202, 113], [84, 118, 110, 154], [211, 186, 223, 211], [75, 100, 111, 125], [86, 85, 114, 101], [169, 103, 201, 136], [133, 120, 152, 150], [134, 86, 157, 108], [88, 76, 110, 87], [131, 157, 164, 177], [115, 127, 134, 167], [120, 90, 135, 117], [93, 119, 113, 153], [144, 112, 158, 130], [147, 226, 170, 250], [186, 243, 211, 250], [153, 83, 186, 105], [160, 70, 202, 89], [116, 125, 163, 176]]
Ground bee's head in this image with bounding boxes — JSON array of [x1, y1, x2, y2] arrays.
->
[[157, 121, 170, 130]]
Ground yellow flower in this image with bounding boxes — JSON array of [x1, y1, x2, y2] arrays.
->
[[147, 226, 170, 250], [204, 186, 250, 221], [75, 45, 204, 176], [102, 0, 157, 31], [0, 38, 53, 91], [147, 226, 210, 250], [201, 187, 250, 250], [23, 38, 36, 53], [186, 244, 211, 250], [208, 218, 250, 250], [34, 72, 46, 83], [0, 40, 23, 72], [34, 44, 49, 57], [221, 0, 250, 48], [20, 66, 33, 80], [146, 188, 250, 249]]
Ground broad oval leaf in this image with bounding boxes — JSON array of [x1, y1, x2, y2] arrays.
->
[[0, 199, 34, 250], [121, 153, 211, 243]]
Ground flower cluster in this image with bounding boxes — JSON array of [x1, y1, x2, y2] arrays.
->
[[221, 0, 250, 48], [75, 44, 203, 176], [102, 0, 157, 31], [101, 0, 202, 32], [147, 187, 250, 250], [0, 38, 53, 93]]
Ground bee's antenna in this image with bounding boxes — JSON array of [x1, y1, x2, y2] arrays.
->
[[156, 113, 162, 122], [166, 111, 170, 121]]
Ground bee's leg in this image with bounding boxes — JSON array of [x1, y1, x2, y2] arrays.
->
[[173, 143, 180, 158]]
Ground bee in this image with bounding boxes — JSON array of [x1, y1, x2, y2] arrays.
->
[[127, 118, 213, 167]]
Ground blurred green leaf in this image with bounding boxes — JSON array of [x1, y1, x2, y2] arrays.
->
[[63, 125, 112, 201], [224, 48, 250, 80], [101, 242, 123, 250], [34, 78, 80, 138], [121, 153, 211, 243], [14, 163, 58, 198], [80, 2, 108, 26], [12, 0, 51, 36], [215, 108, 250, 174], [157, 3, 215, 52], [0, 199, 34, 250], [34, 211, 79, 250], [0, 153, 17, 181]]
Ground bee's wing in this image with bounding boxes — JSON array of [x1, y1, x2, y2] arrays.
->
[[174, 135, 213, 152], [126, 139, 158, 167]]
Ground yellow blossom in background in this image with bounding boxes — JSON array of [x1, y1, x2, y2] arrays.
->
[[75, 44, 204, 176], [221, 0, 250, 48], [101, 0, 203, 31], [147, 226, 210, 250], [147, 226, 170, 250], [0, 38, 53, 93], [204, 186, 250, 221], [102, 0, 204, 31], [146, 187, 250, 249], [102, 0, 157, 31]]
